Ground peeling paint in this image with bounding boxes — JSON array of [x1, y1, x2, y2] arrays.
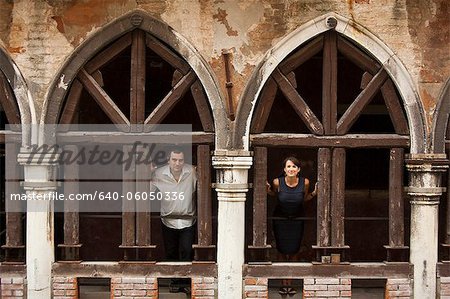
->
[[57, 74, 68, 90]]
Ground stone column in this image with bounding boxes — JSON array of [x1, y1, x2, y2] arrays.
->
[[406, 154, 447, 299], [212, 150, 252, 299], [18, 149, 58, 299]]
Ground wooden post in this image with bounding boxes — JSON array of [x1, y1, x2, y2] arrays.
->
[[135, 144, 155, 260], [130, 30, 146, 125], [322, 31, 337, 135], [121, 145, 136, 261], [316, 148, 331, 247], [248, 147, 271, 261], [193, 145, 215, 261], [3, 142, 24, 263], [385, 148, 408, 262], [331, 148, 345, 247], [59, 145, 81, 261]]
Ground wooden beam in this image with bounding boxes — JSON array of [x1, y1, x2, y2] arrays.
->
[[191, 80, 214, 132], [0, 71, 21, 124], [317, 148, 331, 247], [146, 34, 190, 75], [337, 36, 380, 74], [59, 79, 82, 124], [144, 71, 196, 125], [322, 31, 338, 135], [122, 145, 136, 247], [252, 147, 268, 247], [196, 145, 212, 246], [389, 148, 404, 247], [331, 148, 345, 247], [251, 77, 278, 133], [272, 68, 324, 135], [77, 68, 130, 126], [250, 133, 409, 148], [57, 131, 215, 145], [337, 69, 388, 134], [52, 262, 217, 277], [381, 79, 409, 135], [136, 144, 151, 246], [84, 32, 132, 74], [130, 30, 146, 125], [244, 263, 412, 278], [250, 78, 278, 134], [279, 36, 324, 74]]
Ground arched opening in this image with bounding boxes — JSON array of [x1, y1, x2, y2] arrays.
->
[[51, 24, 217, 262], [247, 29, 411, 263], [435, 79, 450, 263], [0, 60, 24, 264]]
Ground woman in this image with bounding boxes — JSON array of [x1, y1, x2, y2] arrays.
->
[[267, 156, 317, 296]]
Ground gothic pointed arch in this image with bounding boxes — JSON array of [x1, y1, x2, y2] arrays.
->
[[41, 10, 220, 262], [0, 46, 34, 264], [243, 13, 420, 263], [235, 12, 425, 153], [0, 45, 35, 146], [431, 78, 450, 153], [43, 9, 227, 147]]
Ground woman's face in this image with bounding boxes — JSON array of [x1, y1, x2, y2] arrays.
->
[[284, 159, 300, 177]]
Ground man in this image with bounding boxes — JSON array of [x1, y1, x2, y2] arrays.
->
[[151, 147, 197, 293]]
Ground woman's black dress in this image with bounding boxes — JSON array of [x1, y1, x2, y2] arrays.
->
[[272, 176, 305, 255]]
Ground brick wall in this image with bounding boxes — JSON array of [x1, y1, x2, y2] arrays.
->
[[111, 277, 158, 299], [243, 277, 268, 298], [0, 276, 26, 298], [303, 278, 351, 298], [192, 277, 216, 299], [441, 277, 450, 299], [52, 276, 78, 299], [385, 278, 412, 299]]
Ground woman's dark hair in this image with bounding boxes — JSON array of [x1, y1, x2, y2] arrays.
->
[[282, 156, 301, 177]]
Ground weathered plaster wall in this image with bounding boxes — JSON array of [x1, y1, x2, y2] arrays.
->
[[0, 0, 448, 129]]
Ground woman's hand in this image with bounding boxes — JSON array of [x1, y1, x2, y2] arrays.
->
[[311, 182, 318, 197]]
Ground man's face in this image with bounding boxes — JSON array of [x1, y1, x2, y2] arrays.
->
[[168, 151, 185, 174]]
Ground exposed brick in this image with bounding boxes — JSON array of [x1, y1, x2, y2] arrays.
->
[[304, 278, 315, 285], [113, 283, 134, 289], [340, 290, 352, 297], [315, 290, 340, 296], [244, 285, 266, 291], [328, 284, 351, 291], [203, 277, 215, 284], [146, 289, 158, 296], [193, 289, 215, 296], [245, 278, 257, 285], [304, 284, 328, 291], [388, 290, 412, 296], [441, 277, 450, 283], [11, 278, 24, 284], [122, 277, 146, 284], [315, 278, 340, 285], [192, 277, 203, 284], [121, 289, 147, 296], [340, 278, 351, 285]]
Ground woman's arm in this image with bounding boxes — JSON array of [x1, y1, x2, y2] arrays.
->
[[304, 178, 318, 202], [266, 178, 279, 197]]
